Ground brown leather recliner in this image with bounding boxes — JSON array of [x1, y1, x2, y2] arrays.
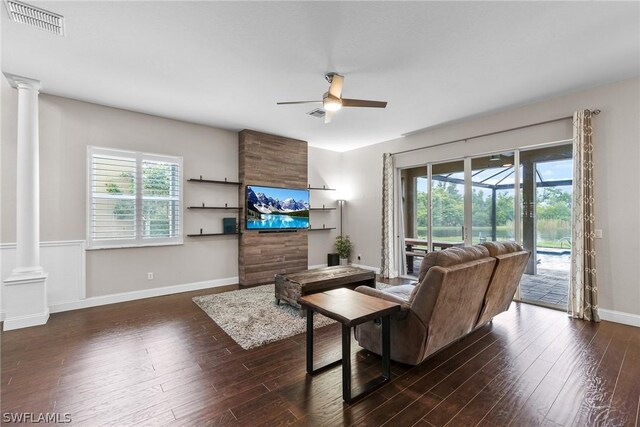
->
[[354, 242, 529, 366], [476, 241, 530, 327], [355, 245, 496, 365]]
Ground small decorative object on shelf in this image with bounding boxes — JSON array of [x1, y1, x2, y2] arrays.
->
[[223, 218, 237, 234]]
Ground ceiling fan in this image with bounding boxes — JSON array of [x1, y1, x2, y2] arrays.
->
[[277, 73, 387, 123]]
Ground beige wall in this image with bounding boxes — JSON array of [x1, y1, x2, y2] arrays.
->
[[3, 76, 638, 316], [342, 77, 640, 316], [308, 146, 342, 265], [1, 81, 340, 297], [1, 82, 240, 297]]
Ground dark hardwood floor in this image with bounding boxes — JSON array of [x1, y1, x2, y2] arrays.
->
[[1, 281, 639, 426]]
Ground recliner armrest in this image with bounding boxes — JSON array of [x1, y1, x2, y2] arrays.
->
[[355, 286, 411, 310]]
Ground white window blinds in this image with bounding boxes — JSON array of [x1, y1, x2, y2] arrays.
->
[[88, 147, 183, 248], [141, 159, 181, 239]]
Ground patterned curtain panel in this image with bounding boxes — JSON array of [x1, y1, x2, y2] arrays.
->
[[397, 177, 407, 277], [381, 153, 396, 278], [568, 110, 600, 322]]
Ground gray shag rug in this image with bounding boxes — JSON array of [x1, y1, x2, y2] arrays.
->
[[193, 283, 390, 350]]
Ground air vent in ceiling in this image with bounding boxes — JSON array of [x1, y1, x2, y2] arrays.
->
[[4, 0, 64, 36], [307, 108, 325, 118]]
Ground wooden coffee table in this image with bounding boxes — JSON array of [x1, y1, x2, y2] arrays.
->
[[298, 288, 401, 403], [275, 265, 375, 314]]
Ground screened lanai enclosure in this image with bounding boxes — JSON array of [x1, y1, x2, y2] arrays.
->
[[401, 144, 573, 309]]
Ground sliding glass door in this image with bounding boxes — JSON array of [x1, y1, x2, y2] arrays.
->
[[401, 155, 516, 277], [431, 161, 466, 251], [470, 153, 516, 244], [400, 143, 572, 310], [518, 144, 573, 309]]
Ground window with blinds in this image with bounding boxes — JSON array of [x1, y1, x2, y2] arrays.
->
[[87, 147, 183, 248]]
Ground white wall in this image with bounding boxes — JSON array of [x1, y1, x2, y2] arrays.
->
[[342, 77, 640, 318], [1, 241, 86, 309]]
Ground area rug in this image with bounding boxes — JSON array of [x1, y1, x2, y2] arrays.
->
[[193, 283, 390, 350]]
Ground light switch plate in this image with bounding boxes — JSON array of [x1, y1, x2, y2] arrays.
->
[[594, 229, 603, 239]]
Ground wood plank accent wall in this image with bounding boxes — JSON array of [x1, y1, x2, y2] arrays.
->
[[238, 130, 308, 287]]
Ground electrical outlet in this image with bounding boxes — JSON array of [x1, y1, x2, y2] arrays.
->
[[594, 229, 603, 239], [147, 272, 154, 280]]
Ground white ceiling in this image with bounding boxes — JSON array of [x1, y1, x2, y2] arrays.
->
[[2, 1, 639, 152]]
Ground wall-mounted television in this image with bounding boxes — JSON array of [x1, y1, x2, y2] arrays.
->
[[246, 185, 310, 230]]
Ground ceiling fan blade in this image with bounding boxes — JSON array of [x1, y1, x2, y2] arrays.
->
[[277, 101, 322, 105], [341, 99, 387, 108], [324, 109, 336, 124], [328, 74, 344, 98]]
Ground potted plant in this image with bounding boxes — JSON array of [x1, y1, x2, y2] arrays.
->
[[335, 235, 353, 265]]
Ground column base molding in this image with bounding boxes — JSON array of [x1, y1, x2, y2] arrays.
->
[[2, 273, 49, 331], [4, 270, 47, 285], [2, 309, 50, 331]]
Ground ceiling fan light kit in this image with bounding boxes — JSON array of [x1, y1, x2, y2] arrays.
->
[[323, 95, 342, 112], [277, 72, 387, 123]]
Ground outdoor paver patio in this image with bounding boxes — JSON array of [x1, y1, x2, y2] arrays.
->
[[519, 252, 569, 307]]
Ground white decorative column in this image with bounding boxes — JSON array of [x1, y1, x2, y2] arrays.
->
[[3, 73, 49, 331]]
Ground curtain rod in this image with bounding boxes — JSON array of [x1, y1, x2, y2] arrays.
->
[[391, 109, 600, 157]]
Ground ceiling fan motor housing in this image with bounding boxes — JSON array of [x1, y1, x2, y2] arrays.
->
[[325, 72, 339, 83]]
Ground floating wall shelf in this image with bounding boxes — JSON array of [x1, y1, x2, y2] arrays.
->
[[188, 177, 241, 186], [187, 177, 241, 237], [309, 207, 336, 211], [308, 227, 337, 231], [307, 185, 336, 191], [187, 232, 240, 237], [188, 206, 242, 210]]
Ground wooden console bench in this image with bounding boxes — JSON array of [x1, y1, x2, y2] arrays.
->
[[275, 265, 376, 313]]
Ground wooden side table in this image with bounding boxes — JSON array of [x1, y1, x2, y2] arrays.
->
[[298, 288, 401, 403]]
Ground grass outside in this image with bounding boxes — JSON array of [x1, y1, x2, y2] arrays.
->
[[413, 232, 572, 249]]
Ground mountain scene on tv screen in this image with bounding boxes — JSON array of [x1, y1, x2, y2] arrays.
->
[[247, 187, 309, 229]]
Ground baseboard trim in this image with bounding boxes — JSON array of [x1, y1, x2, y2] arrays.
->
[[49, 277, 238, 314], [599, 308, 640, 328], [3, 310, 50, 331], [350, 263, 381, 274], [308, 264, 328, 269]]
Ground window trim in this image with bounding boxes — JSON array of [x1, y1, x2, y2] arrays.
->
[[87, 146, 183, 250]]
